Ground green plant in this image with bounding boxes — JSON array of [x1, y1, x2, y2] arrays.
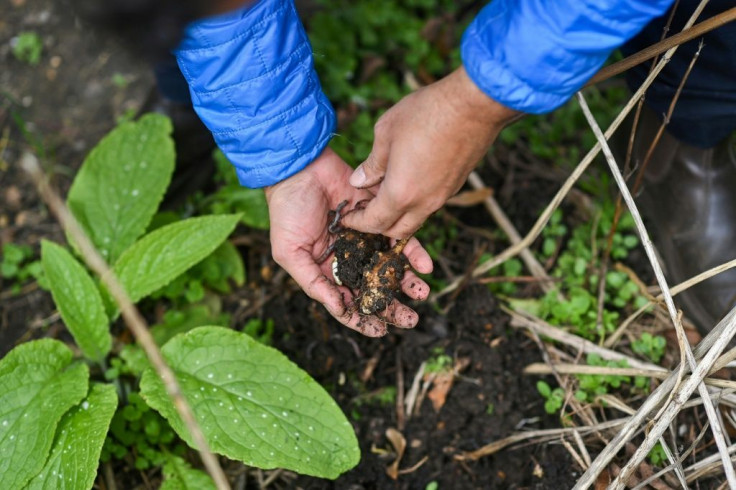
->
[[648, 442, 667, 466], [426, 481, 439, 490], [101, 392, 184, 470], [574, 354, 630, 402], [0, 114, 360, 488], [0, 242, 44, 293], [425, 346, 453, 374], [537, 380, 565, 414], [12, 31, 43, 65], [199, 150, 270, 229], [632, 332, 667, 364]]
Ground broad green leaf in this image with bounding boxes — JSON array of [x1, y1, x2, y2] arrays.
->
[[25, 383, 117, 490], [67, 113, 175, 262], [0, 340, 89, 489], [113, 214, 240, 303], [41, 241, 111, 361], [140, 327, 360, 479], [160, 454, 215, 490]]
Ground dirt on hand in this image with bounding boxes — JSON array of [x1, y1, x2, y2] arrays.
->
[[329, 201, 410, 316]]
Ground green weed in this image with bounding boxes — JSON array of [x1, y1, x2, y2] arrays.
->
[[12, 31, 43, 65]]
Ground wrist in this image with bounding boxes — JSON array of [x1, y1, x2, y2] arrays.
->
[[447, 67, 520, 129]]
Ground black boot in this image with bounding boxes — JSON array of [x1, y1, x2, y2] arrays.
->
[[627, 108, 736, 332], [138, 89, 217, 209]]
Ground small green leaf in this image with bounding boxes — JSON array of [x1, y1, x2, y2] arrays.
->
[[113, 215, 240, 303], [41, 241, 111, 362], [25, 384, 117, 490], [160, 454, 216, 490], [140, 327, 360, 479], [536, 380, 551, 398], [67, 114, 175, 262], [0, 340, 89, 489]]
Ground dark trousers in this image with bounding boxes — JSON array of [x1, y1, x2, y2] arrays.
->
[[623, 0, 736, 148]]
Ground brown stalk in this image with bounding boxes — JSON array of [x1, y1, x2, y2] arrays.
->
[[21, 153, 231, 490], [586, 6, 736, 86]]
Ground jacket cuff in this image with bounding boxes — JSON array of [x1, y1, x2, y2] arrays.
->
[[461, 0, 674, 114], [175, 0, 335, 188]]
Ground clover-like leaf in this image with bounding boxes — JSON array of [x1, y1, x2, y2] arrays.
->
[[160, 454, 216, 490], [41, 241, 111, 362], [113, 214, 240, 303], [67, 113, 175, 262], [140, 327, 360, 479], [25, 383, 117, 490], [0, 340, 89, 489]]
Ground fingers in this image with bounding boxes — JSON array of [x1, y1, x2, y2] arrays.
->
[[403, 237, 434, 274], [340, 196, 401, 236], [401, 272, 430, 301], [350, 132, 390, 189]]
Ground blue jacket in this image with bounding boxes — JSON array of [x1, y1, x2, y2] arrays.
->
[[175, 0, 674, 188]]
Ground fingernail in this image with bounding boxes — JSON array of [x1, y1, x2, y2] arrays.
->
[[350, 166, 366, 188]]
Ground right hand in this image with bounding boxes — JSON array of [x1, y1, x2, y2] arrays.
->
[[341, 67, 518, 238]]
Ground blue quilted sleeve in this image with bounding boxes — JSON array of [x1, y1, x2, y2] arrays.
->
[[174, 0, 335, 188], [461, 0, 675, 114]]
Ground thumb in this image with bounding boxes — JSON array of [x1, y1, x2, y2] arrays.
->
[[350, 146, 389, 189]]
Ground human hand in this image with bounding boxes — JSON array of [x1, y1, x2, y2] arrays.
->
[[264, 148, 434, 337], [341, 67, 519, 238]]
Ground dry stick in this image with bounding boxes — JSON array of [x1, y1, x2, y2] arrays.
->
[[585, 6, 736, 86], [632, 40, 703, 196], [577, 90, 735, 488], [455, 418, 629, 461], [20, 153, 231, 490], [607, 258, 736, 348], [633, 420, 711, 490], [576, 90, 736, 488], [435, 36, 677, 301], [435, 3, 736, 302], [524, 363, 736, 391], [506, 307, 661, 371], [466, 171, 556, 294]]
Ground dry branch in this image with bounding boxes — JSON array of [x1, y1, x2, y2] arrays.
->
[[21, 153, 231, 490], [577, 90, 736, 488], [586, 6, 736, 86], [466, 171, 556, 294]]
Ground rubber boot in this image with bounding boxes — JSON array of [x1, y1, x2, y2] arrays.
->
[[626, 108, 736, 333]]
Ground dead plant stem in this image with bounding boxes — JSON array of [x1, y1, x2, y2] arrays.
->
[[20, 153, 231, 490]]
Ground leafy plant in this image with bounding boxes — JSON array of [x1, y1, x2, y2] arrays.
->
[[632, 332, 667, 364], [537, 380, 565, 415], [574, 354, 631, 402], [0, 242, 44, 293], [425, 346, 453, 374], [0, 113, 360, 487], [648, 442, 667, 466], [12, 31, 43, 65], [199, 150, 270, 230]]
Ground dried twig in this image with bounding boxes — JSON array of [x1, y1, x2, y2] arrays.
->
[[454, 418, 629, 461], [576, 87, 736, 488], [524, 363, 736, 391], [466, 171, 556, 294], [435, 32, 679, 301], [21, 153, 231, 489], [585, 6, 736, 86]]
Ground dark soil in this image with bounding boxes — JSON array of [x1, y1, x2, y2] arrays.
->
[[265, 285, 577, 489]]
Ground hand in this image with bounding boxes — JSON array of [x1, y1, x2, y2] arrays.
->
[[264, 148, 434, 337], [341, 67, 519, 238]]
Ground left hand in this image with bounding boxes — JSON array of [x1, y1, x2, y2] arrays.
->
[[264, 148, 434, 337]]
